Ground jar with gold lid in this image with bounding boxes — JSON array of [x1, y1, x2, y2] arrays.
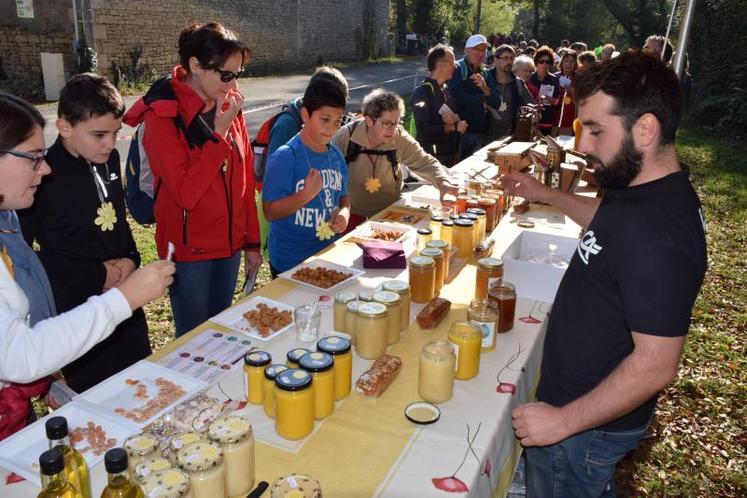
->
[[176, 441, 225, 498], [440, 219, 454, 246], [274, 369, 315, 440], [418, 340, 456, 404], [420, 247, 445, 294], [468, 299, 498, 352], [208, 416, 255, 498], [373, 290, 402, 345], [382, 280, 410, 332], [408, 256, 435, 303], [429, 215, 443, 239], [333, 291, 356, 333], [355, 302, 388, 359], [475, 257, 503, 299]]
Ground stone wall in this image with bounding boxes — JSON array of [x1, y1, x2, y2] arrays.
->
[[1, 0, 390, 100], [0, 0, 76, 99]]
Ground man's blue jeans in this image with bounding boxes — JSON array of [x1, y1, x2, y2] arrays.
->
[[525, 421, 649, 497], [169, 252, 241, 337]]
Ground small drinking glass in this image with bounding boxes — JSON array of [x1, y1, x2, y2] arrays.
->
[[294, 305, 321, 344]]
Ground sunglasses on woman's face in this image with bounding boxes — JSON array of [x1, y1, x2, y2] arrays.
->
[[537, 59, 552, 65], [209, 66, 243, 83]]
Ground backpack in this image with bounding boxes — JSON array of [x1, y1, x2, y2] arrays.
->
[[251, 102, 303, 188], [406, 81, 435, 137], [124, 75, 217, 225], [343, 120, 400, 181]]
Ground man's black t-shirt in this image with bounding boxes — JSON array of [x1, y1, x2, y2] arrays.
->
[[536, 167, 707, 431]]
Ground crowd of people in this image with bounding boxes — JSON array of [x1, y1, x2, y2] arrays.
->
[[0, 20, 706, 498]]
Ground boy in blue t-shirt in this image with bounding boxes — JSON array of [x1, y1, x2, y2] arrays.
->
[[262, 75, 350, 276]]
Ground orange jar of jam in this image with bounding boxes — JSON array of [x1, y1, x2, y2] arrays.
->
[[409, 256, 436, 303]]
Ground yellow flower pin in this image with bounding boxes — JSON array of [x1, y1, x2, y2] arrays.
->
[[365, 176, 382, 194], [316, 221, 335, 241], [95, 202, 117, 231]]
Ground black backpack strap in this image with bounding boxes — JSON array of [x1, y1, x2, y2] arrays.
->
[[343, 120, 363, 163]]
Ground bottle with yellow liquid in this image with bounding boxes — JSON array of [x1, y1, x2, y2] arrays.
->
[[37, 448, 80, 498], [45, 416, 90, 498], [100, 448, 144, 498]]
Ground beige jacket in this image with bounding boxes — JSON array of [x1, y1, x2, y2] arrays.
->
[[332, 119, 452, 218]]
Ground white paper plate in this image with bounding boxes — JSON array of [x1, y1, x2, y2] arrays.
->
[[279, 259, 365, 293], [0, 401, 137, 485], [211, 296, 294, 342], [352, 221, 413, 244], [75, 360, 207, 429]]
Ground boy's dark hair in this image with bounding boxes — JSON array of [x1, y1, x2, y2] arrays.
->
[[578, 50, 597, 66], [426, 44, 454, 71], [574, 50, 682, 145], [178, 22, 251, 73], [58, 73, 125, 125], [310, 66, 349, 98], [0, 91, 45, 205], [302, 70, 348, 115]]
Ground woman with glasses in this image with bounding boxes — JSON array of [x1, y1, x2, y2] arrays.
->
[[553, 50, 579, 133], [332, 89, 457, 227], [124, 22, 261, 337], [527, 46, 561, 136], [0, 91, 174, 439]]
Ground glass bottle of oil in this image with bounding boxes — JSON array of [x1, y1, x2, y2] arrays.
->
[[37, 448, 80, 498], [45, 416, 90, 498], [100, 448, 144, 498]]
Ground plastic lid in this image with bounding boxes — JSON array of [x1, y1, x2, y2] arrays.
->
[[142, 469, 191, 498], [244, 350, 272, 367], [271, 474, 322, 498], [442, 219, 455, 227], [373, 290, 401, 305], [405, 402, 441, 425], [420, 248, 444, 259], [208, 416, 252, 445], [317, 336, 351, 355], [134, 456, 171, 482], [454, 219, 474, 227], [124, 433, 159, 457], [356, 301, 387, 318], [265, 363, 289, 380], [299, 351, 334, 373], [426, 240, 449, 250], [358, 290, 374, 302], [417, 228, 432, 235], [45, 416, 68, 440], [345, 301, 360, 313], [467, 207, 486, 216], [409, 255, 435, 268], [449, 214, 460, 220], [38, 448, 64, 476], [287, 348, 311, 364], [176, 441, 223, 473], [382, 280, 409, 293], [459, 213, 479, 221], [169, 432, 202, 453], [104, 447, 129, 474], [478, 257, 503, 269], [334, 291, 357, 304], [430, 215, 444, 222], [275, 368, 313, 391]]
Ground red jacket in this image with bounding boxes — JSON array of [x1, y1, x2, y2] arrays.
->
[[123, 66, 259, 262]]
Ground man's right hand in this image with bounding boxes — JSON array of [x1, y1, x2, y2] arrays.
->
[[117, 260, 175, 310], [456, 120, 468, 134], [501, 172, 549, 203], [303, 168, 323, 200]]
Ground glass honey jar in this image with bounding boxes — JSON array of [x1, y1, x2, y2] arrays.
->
[[274, 369, 315, 440], [244, 351, 272, 405], [426, 240, 450, 285], [176, 441, 225, 498], [208, 416, 255, 498], [299, 352, 335, 420], [418, 340, 456, 404], [317, 336, 352, 400], [345, 301, 360, 345], [447, 321, 482, 380], [459, 212, 480, 247], [429, 215, 443, 239], [478, 197, 498, 232], [263, 364, 288, 419], [286, 348, 310, 369], [468, 299, 498, 352], [453, 219, 474, 258], [420, 247, 445, 294], [466, 208, 487, 238], [382, 280, 410, 332], [373, 290, 402, 345], [440, 219, 454, 246], [416, 228, 432, 251], [333, 291, 356, 333], [355, 302, 388, 359], [488, 281, 517, 333], [408, 255, 436, 303], [475, 257, 503, 299]]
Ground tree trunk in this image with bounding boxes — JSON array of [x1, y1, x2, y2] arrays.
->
[[397, 0, 407, 53]]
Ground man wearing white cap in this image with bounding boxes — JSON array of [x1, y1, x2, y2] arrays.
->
[[447, 34, 499, 160]]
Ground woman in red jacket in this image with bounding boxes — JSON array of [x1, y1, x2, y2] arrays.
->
[[124, 22, 261, 337]]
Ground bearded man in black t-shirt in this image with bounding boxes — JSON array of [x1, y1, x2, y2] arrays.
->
[[502, 50, 707, 497]]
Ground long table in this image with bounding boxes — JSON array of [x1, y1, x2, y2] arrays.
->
[[0, 142, 582, 497]]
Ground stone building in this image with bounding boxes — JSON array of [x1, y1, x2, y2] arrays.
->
[[0, 0, 391, 100]]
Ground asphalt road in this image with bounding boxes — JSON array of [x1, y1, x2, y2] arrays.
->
[[37, 58, 428, 169]]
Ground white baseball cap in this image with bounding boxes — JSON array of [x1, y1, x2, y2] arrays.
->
[[465, 34, 489, 49]]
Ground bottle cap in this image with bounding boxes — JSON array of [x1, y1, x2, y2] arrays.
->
[[44, 416, 68, 440], [104, 447, 129, 474], [38, 448, 65, 476]]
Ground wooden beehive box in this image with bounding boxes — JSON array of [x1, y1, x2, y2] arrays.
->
[[493, 141, 534, 174]]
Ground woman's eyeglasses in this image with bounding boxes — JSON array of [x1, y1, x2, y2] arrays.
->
[[209, 66, 244, 83], [1, 149, 47, 171], [377, 119, 403, 130], [537, 59, 552, 65]]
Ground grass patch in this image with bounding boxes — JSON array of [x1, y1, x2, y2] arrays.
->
[[614, 126, 747, 497]]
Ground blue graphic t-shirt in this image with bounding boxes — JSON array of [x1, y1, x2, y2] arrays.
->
[[263, 134, 349, 272]]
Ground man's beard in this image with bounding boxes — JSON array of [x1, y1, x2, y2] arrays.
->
[[588, 133, 643, 189]]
